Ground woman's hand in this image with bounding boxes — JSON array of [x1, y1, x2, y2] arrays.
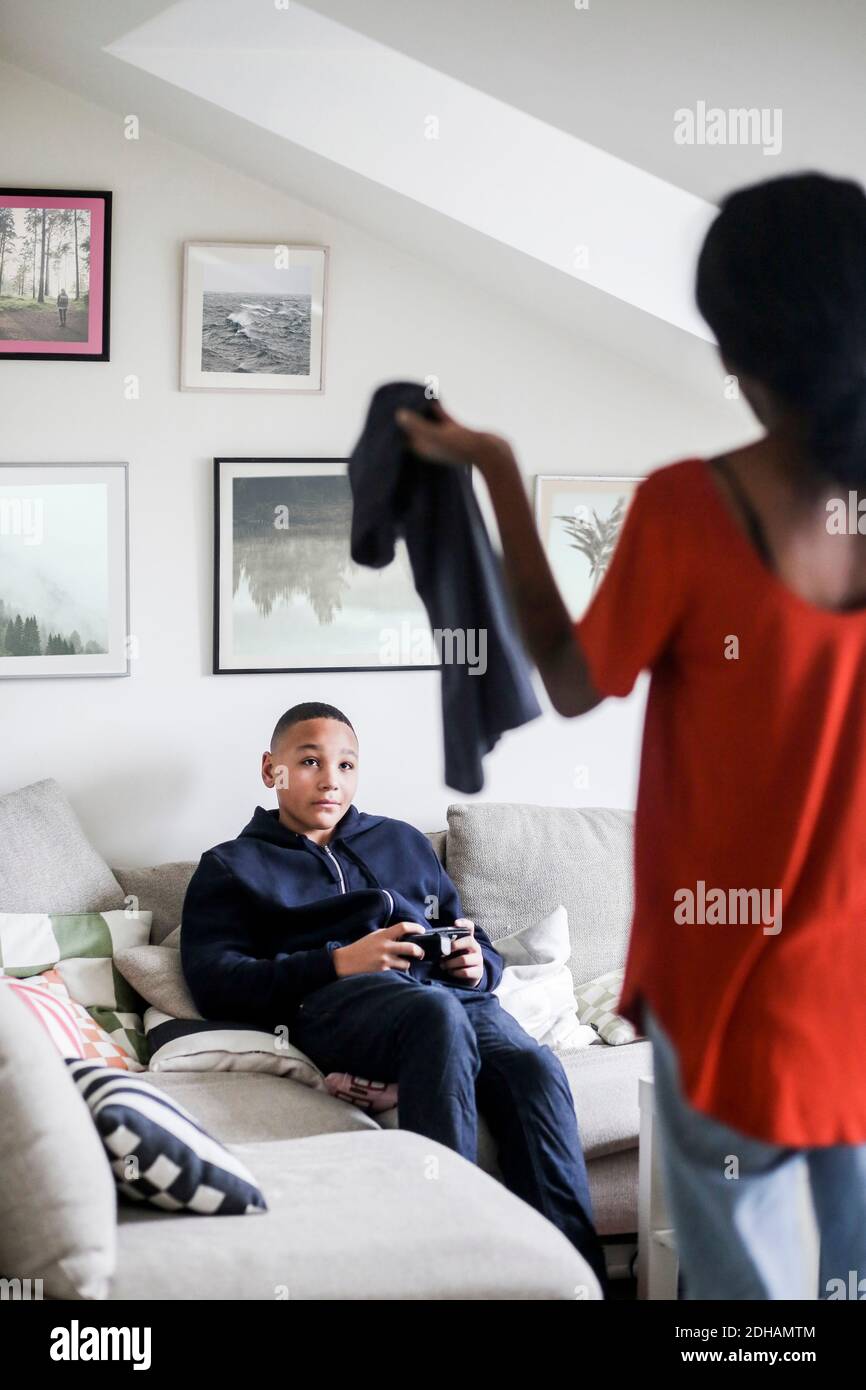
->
[[395, 400, 515, 475]]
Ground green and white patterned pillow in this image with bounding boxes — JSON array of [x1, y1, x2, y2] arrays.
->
[[0, 910, 152, 1066], [573, 967, 641, 1046]]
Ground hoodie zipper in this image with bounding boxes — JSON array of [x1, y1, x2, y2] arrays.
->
[[319, 837, 393, 921], [321, 842, 346, 893]]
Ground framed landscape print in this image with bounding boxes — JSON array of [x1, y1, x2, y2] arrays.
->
[[535, 474, 642, 621], [0, 463, 129, 678], [182, 243, 327, 392], [214, 458, 438, 673], [0, 190, 112, 360]]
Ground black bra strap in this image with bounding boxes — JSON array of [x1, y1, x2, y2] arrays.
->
[[712, 455, 775, 572]]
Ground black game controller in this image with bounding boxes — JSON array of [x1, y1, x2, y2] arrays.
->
[[414, 925, 473, 963]]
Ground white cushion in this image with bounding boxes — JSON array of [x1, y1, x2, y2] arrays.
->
[[494, 905, 597, 1050]]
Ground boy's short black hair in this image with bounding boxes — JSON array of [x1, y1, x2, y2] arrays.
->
[[270, 702, 356, 752]]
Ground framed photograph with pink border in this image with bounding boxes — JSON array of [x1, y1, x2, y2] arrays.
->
[[0, 190, 112, 361]]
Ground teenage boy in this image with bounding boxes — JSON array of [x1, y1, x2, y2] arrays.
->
[[181, 700, 607, 1290]]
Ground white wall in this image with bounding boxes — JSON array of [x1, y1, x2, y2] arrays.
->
[[0, 61, 754, 867]]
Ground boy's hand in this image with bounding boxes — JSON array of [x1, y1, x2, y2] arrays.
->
[[437, 918, 485, 988], [332, 922, 426, 978]]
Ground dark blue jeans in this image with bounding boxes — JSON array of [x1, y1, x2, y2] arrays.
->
[[292, 970, 608, 1292]]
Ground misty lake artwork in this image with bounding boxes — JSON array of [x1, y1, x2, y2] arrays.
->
[[200, 292, 311, 376], [215, 460, 437, 672]]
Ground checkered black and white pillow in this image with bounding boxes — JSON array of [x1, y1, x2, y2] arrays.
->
[[65, 1059, 268, 1215]]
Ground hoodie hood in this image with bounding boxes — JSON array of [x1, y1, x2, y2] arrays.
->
[[239, 804, 387, 847]]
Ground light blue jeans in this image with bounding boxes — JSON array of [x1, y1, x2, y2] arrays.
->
[[642, 998, 866, 1300]]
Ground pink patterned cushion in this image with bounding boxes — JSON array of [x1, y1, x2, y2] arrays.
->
[[0, 971, 145, 1071]]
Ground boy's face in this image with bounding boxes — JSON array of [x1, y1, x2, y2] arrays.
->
[[261, 717, 359, 843]]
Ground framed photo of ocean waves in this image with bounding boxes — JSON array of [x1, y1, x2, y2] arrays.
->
[[181, 243, 327, 392]]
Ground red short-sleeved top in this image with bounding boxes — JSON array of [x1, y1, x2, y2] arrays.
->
[[574, 456, 866, 1145]]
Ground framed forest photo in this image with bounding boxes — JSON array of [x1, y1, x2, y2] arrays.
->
[[534, 474, 642, 621], [214, 457, 438, 673], [0, 463, 129, 678], [0, 190, 112, 361], [182, 243, 327, 392]]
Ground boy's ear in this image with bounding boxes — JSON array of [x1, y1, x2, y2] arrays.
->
[[261, 750, 276, 788]]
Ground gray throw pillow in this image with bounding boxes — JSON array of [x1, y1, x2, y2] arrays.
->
[[114, 944, 202, 1020], [445, 802, 634, 987], [0, 778, 125, 913]]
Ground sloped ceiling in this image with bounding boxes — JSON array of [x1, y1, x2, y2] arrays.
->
[[2, 0, 864, 398]]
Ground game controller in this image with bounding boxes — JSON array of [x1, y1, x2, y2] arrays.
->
[[414, 925, 473, 963]]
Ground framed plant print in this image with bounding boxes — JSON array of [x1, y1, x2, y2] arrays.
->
[[0, 463, 129, 678], [182, 243, 327, 392], [535, 474, 642, 621], [0, 190, 112, 361], [214, 457, 439, 673]]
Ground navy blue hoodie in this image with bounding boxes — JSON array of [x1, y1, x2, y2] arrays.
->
[[181, 804, 505, 1030]]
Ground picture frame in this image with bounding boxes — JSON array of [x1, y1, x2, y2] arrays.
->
[[0, 189, 112, 361], [214, 457, 439, 674], [0, 462, 130, 678], [535, 474, 643, 621], [182, 242, 327, 392]]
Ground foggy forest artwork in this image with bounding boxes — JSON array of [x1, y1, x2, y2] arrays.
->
[[0, 465, 128, 678], [0, 482, 108, 657]]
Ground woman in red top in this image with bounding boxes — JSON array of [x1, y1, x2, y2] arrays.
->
[[396, 171, 866, 1300]]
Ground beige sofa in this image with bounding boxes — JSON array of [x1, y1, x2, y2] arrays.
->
[[108, 802, 650, 1297], [0, 781, 647, 1300]]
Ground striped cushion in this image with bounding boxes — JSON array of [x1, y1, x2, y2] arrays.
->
[[143, 1005, 323, 1087], [65, 1059, 268, 1215], [0, 909, 151, 1066], [0, 972, 146, 1070]]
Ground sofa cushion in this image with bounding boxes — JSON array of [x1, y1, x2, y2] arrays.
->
[[115, 943, 201, 1020], [0, 978, 117, 1299], [109, 1130, 602, 1299], [575, 966, 641, 1045], [0, 778, 125, 914], [558, 1038, 653, 1160], [143, 1070, 381, 1142], [112, 863, 197, 945], [65, 1059, 268, 1216], [493, 904, 596, 1050], [143, 1006, 324, 1088], [446, 802, 634, 985], [0, 909, 152, 1066], [0, 972, 146, 1071]]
